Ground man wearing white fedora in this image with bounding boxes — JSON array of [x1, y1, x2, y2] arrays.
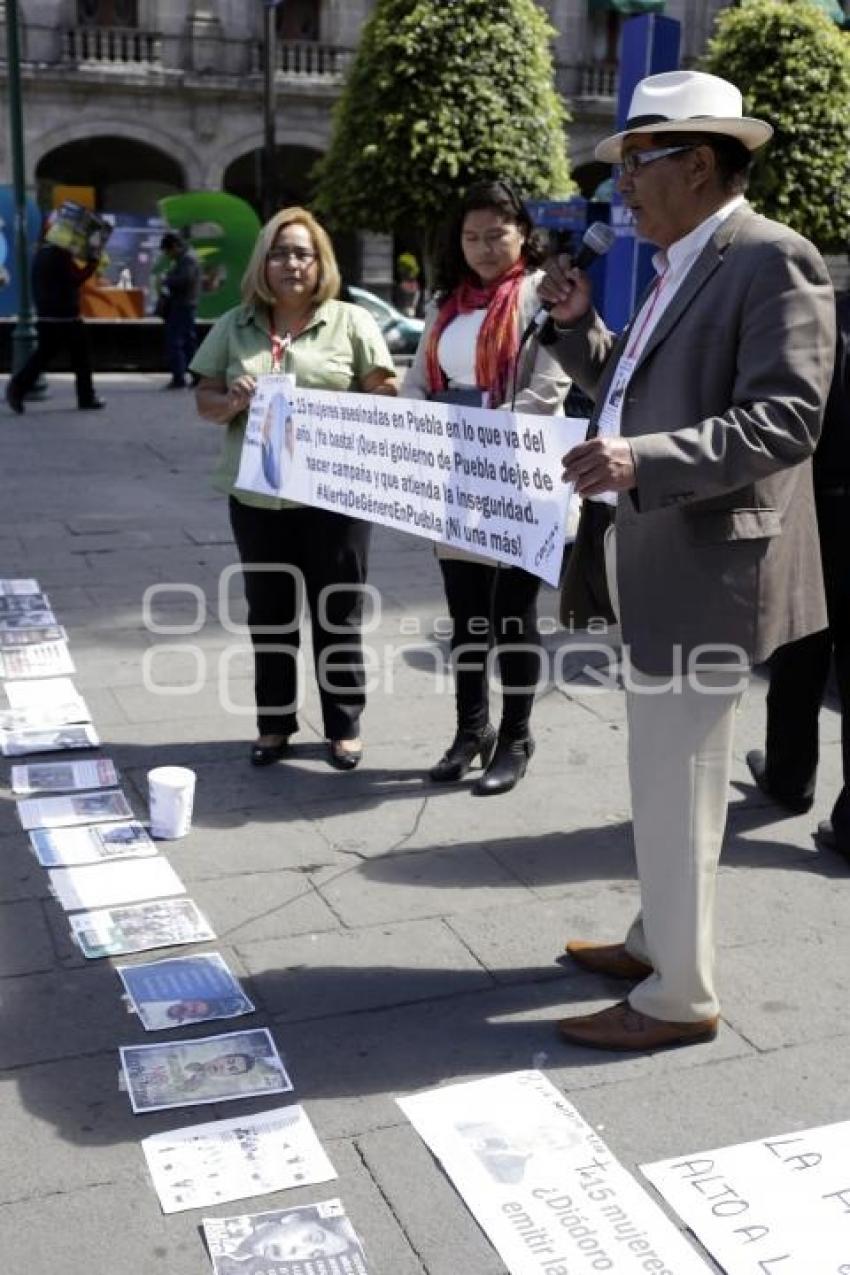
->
[[541, 70, 835, 1051]]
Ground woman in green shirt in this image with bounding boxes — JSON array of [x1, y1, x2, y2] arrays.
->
[[191, 207, 397, 770]]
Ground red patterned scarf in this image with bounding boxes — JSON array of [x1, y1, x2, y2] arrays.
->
[[425, 260, 526, 405]]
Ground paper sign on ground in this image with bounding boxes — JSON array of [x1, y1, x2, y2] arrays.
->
[[0, 624, 67, 648], [0, 578, 40, 595], [4, 676, 87, 712], [0, 606, 57, 631], [641, 1118, 850, 1274], [0, 592, 51, 614], [120, 1028, 291, 1113], [0, 693, 91, 730], [69, 897, 215, 958], [399, 1071, 711, 1275], [17, 789, 134, 830], [234, 378, 585, 586], [0, 641, 74, 679], [202, 1199, 370, 1275], [30, 820, 156, 867], [142, 1103, 336, 1214], [48, 855, 185, 911], [117, 952, 254, 1030], [12, 757, 118, 795], [1, 723, 98, 757]]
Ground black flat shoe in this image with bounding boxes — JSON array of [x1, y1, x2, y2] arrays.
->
[[250, 737, 291, 767], [328, 739, 363, 771], [429, 724, 497, 783], [78, 397, 106, 411], [474, 735, 535, 796], [5, 382, 24, 415], [745, 749, 813, 814]]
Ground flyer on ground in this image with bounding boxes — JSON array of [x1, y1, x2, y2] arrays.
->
[[48, 855, 185, 912], [0, 592, 52, 614], [641, 1117, 850, 1274], [234, 377, 585, 586], [69, 897, 215, 959], [0, 623, 67, 648], [142, 1103, 336, 1214], [17, 789, 134, 830], [0, 578, 40, 596], [0, 641, 75, 679], [120, 1028, 292, 1113], [0, 605, 58, 631], [4, 676, 88, 717], [11, 757, 118, 795], [202, 1199, 370, 1275], [30, 820, 156, 867], [117, 952, 254, 1031], [399, 1071, 712, 1275], [1, 723, 99, 757]]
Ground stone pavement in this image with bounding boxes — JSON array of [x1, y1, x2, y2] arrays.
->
[[1, 374, 848, 1273]]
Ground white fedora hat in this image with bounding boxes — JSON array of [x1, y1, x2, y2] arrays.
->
[[595, 70, 773, 163]]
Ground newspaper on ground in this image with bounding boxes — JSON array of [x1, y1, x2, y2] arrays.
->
[[0, 592, 51, 614], [0, 641, 74, 679], [0, 696, 91, 733], [0, 605, 58, 631], [29, 820, 156, 867], [4, 676, 88, 716], [17, 788, 134, 830], [11, 757, 118, 795], [0, 624, 67, 648], [120, 1028, 292, 1114], [142, 1103, 336, 1214], [0, 578, 40, 596], [117, 952, 254, 1031], [641, 1117, 850, 1275], [69, 897, 215, 959], [398, 1071, 712, 1275], [202, 1199, 369, 1275], [1, 722, 99, 757], [48, 855, 185, 911]]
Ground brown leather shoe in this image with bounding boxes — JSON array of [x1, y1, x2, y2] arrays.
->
[[565, 940, 652, 981], [557, 1001, 719, 1052]]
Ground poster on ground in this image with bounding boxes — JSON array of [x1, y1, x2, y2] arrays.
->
[[235, 378, 585, 586], [69, 897, 215, 958], [120, 1028, 291, 1113], [399, 1071, 712, 1275], [117, 952, 254, 1030], [202, 1199, 370, 1275], [142, 1103, 335, 1213], [641, 1118, 850, 1274]]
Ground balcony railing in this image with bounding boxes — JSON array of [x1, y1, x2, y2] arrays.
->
[[63, 25, 162, 66], [251, 39, 353, 79], [576, 61, 619, 99]]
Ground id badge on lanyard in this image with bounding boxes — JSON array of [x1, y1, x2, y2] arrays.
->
[[596, 356, 635, 440]]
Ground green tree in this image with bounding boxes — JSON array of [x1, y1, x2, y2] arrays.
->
[[703, 0, 850, 249], [313, 0, 573, 245]]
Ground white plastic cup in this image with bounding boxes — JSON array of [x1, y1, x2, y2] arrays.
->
[[147, 766, 196, 839]]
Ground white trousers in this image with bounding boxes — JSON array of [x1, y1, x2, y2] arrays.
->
[[604, 526, 747, 1022]]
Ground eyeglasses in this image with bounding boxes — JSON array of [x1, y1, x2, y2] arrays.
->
[[617, 145, 695, 177], [267, 247, 317, 265]]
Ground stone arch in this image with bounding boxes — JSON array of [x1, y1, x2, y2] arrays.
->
[[29, 119, 201, 192], [204, 124, 330, 192]]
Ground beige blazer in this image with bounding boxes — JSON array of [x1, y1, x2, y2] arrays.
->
[[553, 205, 835, 675], [404, 270, 570, 563]]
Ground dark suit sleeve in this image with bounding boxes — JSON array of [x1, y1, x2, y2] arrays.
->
[[629, 237, 835, 511]]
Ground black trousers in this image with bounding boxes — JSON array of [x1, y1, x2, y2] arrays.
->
[[764, 490, 850, 845], [228, 498, 371, 740], [439, 557, 542, 740], [11, 320, 96, 406]]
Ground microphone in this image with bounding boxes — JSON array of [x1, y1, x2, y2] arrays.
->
[[530, 221, 617, 344]]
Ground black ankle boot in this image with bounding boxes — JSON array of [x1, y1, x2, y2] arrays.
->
[[429, 724, 497, 783], [474, 735, 535, 796]]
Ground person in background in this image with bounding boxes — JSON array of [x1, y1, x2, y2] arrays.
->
[[746, 289, 850, 858], [542, 70, 834, 1051], [190, 207, 397, 771], [405, 179, 570, 796], [4, 233, 104, 414], [158, 231, 201, 389]]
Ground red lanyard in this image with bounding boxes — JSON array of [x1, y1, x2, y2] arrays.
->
[[269, 323, 291, 372], [627, 268, 668, 359]]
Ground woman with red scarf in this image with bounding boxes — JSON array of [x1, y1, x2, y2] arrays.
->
[[405, 180, 570, 795]]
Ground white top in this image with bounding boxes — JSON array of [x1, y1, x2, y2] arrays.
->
[[590, 193, 745, 506], [437, 309, 486, 385]]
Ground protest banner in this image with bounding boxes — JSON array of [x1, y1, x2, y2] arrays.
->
[[399, 1070, 712, 1274], [234, 376, 587, 586], [642, 1118, 850, 1274]]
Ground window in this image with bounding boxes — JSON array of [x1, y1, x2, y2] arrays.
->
[[77, 0, 139, 26], [276, 0, 321, 41]]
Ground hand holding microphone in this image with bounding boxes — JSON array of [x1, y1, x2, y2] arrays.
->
[[534, 222, 616, 344]]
